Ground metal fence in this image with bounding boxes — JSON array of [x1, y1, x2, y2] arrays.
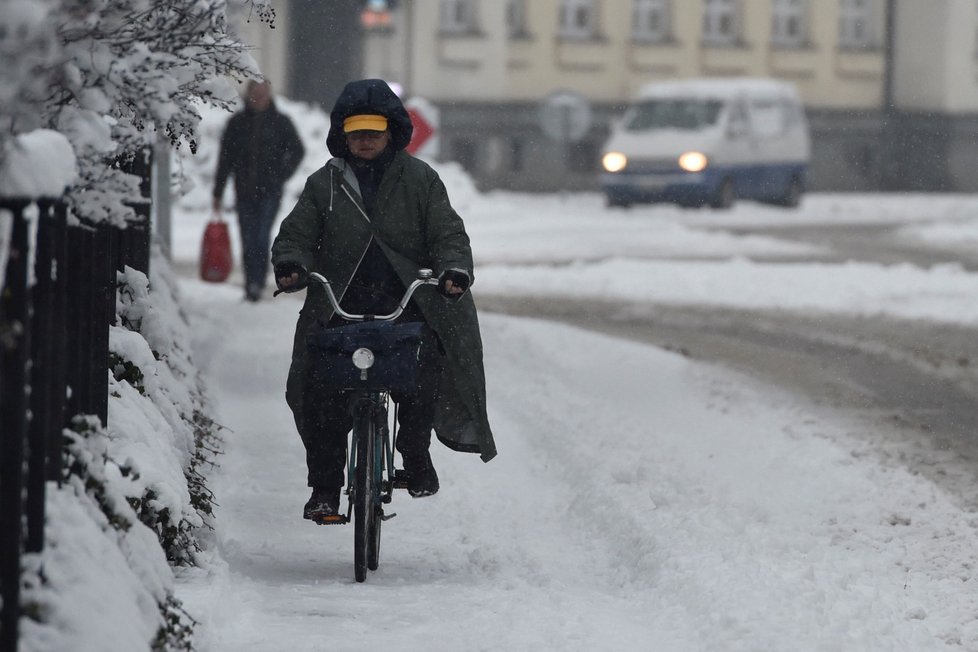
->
[[0, 184, 151, 651]]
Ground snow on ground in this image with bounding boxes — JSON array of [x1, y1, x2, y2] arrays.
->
[[171, 96, 978, 650], [172, 103, 978, 326], [175, 277, 978, 651], [477, 257, 978, 324]]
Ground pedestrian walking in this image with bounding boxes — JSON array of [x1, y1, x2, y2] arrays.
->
[[213, 80, 304, 301]]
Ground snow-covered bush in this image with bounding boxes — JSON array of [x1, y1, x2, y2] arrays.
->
[[0, 0, 268, 222], [19, 249, 223, 650], [3, 1, 270, 649], [111, 259, 223, 564]]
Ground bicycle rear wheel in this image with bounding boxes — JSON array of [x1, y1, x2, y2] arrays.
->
[[353, 408, 375, 583]]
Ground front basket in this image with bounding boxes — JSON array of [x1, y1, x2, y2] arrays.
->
[[307, 321, 431, 393]]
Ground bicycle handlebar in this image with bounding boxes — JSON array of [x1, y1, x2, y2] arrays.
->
[[306, 269, 438, 322]]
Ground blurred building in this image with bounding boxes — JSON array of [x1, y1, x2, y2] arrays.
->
[[238, 0, 978, 193]]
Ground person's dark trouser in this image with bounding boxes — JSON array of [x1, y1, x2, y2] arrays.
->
[[300, 327, 442, 490], [236, 192, 282, 294]]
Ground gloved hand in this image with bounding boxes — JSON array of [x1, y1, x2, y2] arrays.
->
[[437, 269, 470, 302], [274, 262, 308, 293]]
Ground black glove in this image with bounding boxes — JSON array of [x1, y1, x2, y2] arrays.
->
[[437, 269, 470, 301], [274, 262, 308, 293]]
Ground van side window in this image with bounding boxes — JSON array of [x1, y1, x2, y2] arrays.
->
[[727, 100, 750, 138], [750, 99, 787, 138], [782, 99, 802, 127]]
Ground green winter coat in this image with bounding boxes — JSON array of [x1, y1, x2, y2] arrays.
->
[[272, 151, 496, 462]]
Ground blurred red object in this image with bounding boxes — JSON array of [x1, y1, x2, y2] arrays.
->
[[200, 219, 232, 282]]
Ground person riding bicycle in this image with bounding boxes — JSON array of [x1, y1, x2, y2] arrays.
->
[[271, 79, 496, 521]]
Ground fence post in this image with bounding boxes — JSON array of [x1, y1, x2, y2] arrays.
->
[[91, 222, 115, 424], [116, 147, 152, 276], [64, 223, 98, 421], [24, 200, 69, 553], [0, 200, 32, 652], [47, 202, 69, 482], [25, 203, 53, 553], [153, 136, 172, 261]]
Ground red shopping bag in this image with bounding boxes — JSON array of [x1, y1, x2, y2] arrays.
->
[[199, 218, 232, 282]]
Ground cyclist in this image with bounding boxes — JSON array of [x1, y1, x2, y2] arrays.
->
[[271, 79, 496, 521]]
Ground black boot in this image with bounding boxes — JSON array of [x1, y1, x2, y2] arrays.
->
[[303, 487, 341, 520], [402, 451, 439, 498]]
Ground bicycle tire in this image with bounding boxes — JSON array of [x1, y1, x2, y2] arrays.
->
[[353, 408, 374, 583], [367, 422, 383, 571]]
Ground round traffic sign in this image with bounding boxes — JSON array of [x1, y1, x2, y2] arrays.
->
[[538, 90, 593, 142]]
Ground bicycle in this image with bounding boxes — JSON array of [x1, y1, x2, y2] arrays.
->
[[282, 269, 439, 582]]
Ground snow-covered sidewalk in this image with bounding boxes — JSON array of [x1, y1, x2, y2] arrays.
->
[[175, 277, 978, 651], [170, 99, 978, 650]]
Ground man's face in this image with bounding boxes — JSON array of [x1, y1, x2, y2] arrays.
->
[[347, 130, 391, 161], [246, 82, 272, 112]]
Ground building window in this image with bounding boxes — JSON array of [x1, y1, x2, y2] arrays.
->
[[838, 0, 877, 50], [702, 0, 740, 46], [507, 0, 530, 38], [559, 0, 599, 40], [772, 0, 808, 48], [632, 0, 671, 43], [440, 0, 479, 35]]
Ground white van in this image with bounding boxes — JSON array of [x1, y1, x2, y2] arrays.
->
[[599, 78, 811, 209]]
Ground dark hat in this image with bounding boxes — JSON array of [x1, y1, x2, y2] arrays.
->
[[326, 79, 413, 157]]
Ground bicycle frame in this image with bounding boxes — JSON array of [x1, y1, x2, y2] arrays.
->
[[303, 269, 439, 581], [345, 393, 395, 521]]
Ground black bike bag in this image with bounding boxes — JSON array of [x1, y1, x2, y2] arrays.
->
[[306, 321, 432, 393]]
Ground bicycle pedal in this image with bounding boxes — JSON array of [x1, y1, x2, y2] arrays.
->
[[312, 514, 349, 526], [392, 470, 409, 489]]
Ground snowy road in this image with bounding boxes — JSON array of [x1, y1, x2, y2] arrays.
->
[[481, 296, 978, 508], [176, 277, 978, 651]]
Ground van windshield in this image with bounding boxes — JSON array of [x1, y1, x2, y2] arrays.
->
[[624, 99, 724, 131]]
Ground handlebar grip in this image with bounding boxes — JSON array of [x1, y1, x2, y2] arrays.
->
[[273, 282, 308, 297]]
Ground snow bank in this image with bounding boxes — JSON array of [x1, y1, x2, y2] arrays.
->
[[19, 249, 221, 651], [478, 256, 978, 324], [19, 481, 175, 652], [0, 130, 77, 198]]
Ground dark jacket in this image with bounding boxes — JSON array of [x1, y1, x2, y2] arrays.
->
[[214, 103, 304, 202], [273, 80, 496, 462]]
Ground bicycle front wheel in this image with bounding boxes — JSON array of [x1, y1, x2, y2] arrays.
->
[[367, 431, 383, 571], [353, 408, 375, 583]]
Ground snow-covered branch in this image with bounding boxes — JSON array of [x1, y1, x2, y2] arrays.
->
[[0, 0, 269, 223]]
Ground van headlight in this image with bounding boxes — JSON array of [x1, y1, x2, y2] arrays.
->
[[602, 152, 628, 173], [678, 151, 708, 173]]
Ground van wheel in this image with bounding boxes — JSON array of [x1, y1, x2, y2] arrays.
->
[[710, 179, 734, 209], [779, 177, 802, 208]]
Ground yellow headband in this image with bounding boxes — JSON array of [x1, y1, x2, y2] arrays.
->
[[343, 114, 388, 133]]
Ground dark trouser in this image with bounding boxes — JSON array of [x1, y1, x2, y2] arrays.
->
[[236, 192, 282, 294], [299, 328, 442, 490]]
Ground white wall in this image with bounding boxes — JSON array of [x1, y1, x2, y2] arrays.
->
[[892, 0, 978, 114], [233, 0, 291, 95]]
